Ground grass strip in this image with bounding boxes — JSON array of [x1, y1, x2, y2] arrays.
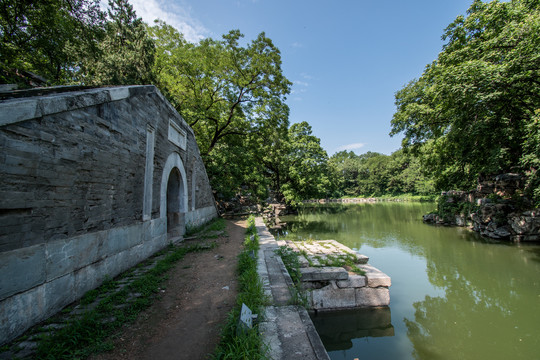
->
[[212, 216, 267, 360], [33, 239, 217, 360]]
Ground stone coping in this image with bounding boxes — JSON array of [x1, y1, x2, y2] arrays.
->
[[254, 217, 330, 360]]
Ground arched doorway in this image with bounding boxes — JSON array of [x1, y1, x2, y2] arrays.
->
[[166, 167, 185, 237], [160, 152, 188, 239]]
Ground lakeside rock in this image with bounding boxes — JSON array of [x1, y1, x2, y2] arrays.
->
[[423, 174, 539, 242]]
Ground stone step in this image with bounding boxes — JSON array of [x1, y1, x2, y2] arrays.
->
[[300, 267, 348, 282]]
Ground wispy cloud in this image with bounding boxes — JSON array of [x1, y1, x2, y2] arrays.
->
[[291, 42, 303, 48], [291, 79, 309, 99], [128, 0, 208, 43], [337, 143, 366, 152]]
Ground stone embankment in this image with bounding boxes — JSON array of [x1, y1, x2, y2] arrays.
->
[[254, 217, 391, 358], [303, 198, 378, 204], [423, 174, 539, 242]]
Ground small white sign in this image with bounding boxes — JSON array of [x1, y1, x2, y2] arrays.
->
[[240, 303, 253, 329]]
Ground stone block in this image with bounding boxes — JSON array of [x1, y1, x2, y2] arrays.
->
[[44, 273, 75, 315], [103, 224, 143, 256], [108, 87, 130, 101], [45, 232, 103, 281], [73, 262, 101, 298], [311, 284, 356, 310], [360, 264, 391, 287], [356, 287, 390, 307], [0, 99, 38, 126], [300, 267, 348, 282], [0, 244, 46, 300], [0, 285, 46, 346], [336, 274, 366, 288]]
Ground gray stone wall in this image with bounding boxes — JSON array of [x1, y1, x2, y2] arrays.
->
[[0, 85, 217, 345]]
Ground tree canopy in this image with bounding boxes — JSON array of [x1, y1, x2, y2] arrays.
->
[[391, 0, 540, 192], [0, 0, 105, 85]]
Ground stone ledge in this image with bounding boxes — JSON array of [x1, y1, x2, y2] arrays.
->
[[336, 274, 366, 288], [360, 264, 392, 287], [0, 85, 156, 127], [300, 267, 348, 282]]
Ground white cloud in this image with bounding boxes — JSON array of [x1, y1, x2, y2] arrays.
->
[[291, 42, 303, 48], [125, 0, 208, 43], [294, 80, 309, 87], [337, 143, 366, 151]]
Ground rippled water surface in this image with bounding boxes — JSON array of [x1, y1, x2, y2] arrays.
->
[[271, 203, 540, 360]]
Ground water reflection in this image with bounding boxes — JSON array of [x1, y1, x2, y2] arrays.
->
[[272, 203, 540, 360], [311, 308, 394, 351]]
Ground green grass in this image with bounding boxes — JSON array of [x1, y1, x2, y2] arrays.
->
[[33, 241, 217, 360], [185, 217, 226, 238], [212, 216, 267, 360], [274, 246, 309, 306]]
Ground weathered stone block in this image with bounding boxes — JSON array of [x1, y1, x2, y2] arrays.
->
[[356, 287, 390, 307], [311, 285, 356, 310], [0, 285, 46, 345], [0, 244, 46, 300], [360, 264, 391, 287], [336, 274, 366, 288], [0, 98, 38, 126], [300, 267, 348, 282], [45, 232, 103, 281], [103, 224, 143, 256], [45, 273, 75, 315]]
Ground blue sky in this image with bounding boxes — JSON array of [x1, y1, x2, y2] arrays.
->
[[128, 0, 477, 156]]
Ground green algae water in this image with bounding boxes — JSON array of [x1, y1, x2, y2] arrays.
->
[[271, 202, 540, 360]]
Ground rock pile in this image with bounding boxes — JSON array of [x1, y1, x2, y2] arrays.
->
[[423, 173, 539, 242]]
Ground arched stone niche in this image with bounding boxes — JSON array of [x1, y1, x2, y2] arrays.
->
[[160, 152, 188, 237]]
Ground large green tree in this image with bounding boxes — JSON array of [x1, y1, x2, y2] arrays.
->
[[150, 23, 292, 157], [279, 122, 333, 204], [0, 0, 105, 85], [150, 22, 293, 200], [391, 0, 540, 190], [81, 0, 155, 85]]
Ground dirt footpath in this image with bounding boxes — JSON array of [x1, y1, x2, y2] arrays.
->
[[91, 219, 246, 360]]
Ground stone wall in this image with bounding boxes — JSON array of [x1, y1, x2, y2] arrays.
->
[[0, 85, 217, 345]]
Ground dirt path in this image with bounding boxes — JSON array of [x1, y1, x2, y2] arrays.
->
[[91, 219, 246, 360]]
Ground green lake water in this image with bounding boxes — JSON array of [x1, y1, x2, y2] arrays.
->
[[271, 202, 540, 360]]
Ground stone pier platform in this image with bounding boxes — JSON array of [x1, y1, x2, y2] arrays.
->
[[284, 240, 391, 310]]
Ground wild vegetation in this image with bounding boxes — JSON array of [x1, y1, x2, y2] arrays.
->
[[2, 0, 538, 205], [213, 216, 267, 359]]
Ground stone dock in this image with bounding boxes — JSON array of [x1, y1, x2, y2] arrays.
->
[[286, 240, 391, 310], [255, 217, 391, 359]]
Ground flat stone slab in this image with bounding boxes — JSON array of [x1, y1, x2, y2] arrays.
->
[[359, 264, 391, 287], [259, 305, 330, 360], [336, 274, 366, 288], [356, 287, 390, 307], [286, 240, 369, 266], [300, 267, 348, 282]]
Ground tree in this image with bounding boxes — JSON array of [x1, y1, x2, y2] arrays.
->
[[328, 151, 360, 196], [391, 0, 540, 190], [150, 24, 292, 157], [0, 0, 105, 85], [279, 122, 333, 204], [81, 0, 155, 85]]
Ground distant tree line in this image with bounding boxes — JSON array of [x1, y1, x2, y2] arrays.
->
[[2, 0, 537, 206]]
